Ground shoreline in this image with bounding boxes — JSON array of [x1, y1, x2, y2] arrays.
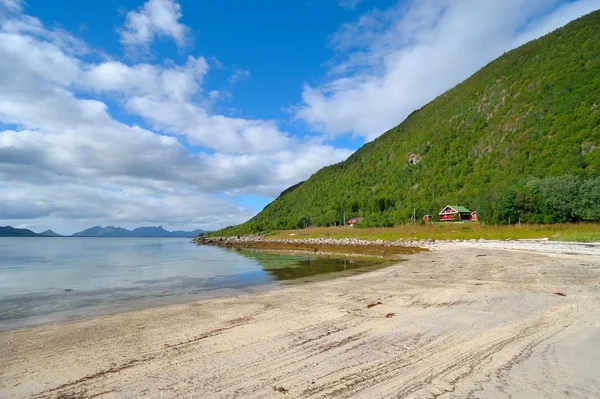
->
[[2, 242, 600, 398], [0, 241, 404, 333], [194, 233, 600, 256], [193, 235, 427, 257]]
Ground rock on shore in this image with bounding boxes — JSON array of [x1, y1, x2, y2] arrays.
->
[[193, 234, 431, 248], [193, 235, 428, 257]]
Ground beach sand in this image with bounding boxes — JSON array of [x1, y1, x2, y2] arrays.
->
[[1, 243, 599, 398]]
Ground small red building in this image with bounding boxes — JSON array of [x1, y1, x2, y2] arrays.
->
[[439, 205, 477, 222], [348, 217, 364, 227]]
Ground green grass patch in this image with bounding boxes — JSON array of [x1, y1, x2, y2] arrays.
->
[[268, 223, 600, 242], [548, 232, 600, 242]]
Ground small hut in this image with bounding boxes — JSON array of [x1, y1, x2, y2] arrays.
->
[[439, 205, 475, 222]]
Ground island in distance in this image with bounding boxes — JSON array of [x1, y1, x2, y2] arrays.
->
[[0, 226, 41, 237], [71, 226, 206, 237], [39, 229, 62, 237], [0, 225, 206, 238]]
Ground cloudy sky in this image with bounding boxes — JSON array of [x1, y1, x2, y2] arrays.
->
[[0, 0, 598, 234]]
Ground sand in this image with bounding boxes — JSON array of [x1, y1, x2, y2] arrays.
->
[[1, 242, 600, 398]]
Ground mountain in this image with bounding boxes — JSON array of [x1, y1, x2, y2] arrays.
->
[[217, 11, 600, 235], [0, 226, 40, 237], [39, 230, 63, 237], [72, 226, 133, 237], [130, 226, 171, 237], [71, 226, 206, 237], [129, 226, 205, 237]]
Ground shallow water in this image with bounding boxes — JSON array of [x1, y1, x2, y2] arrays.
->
[[0, 237, 385, 329]]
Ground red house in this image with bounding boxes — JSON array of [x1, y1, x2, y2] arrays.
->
[[439, 205, 477, 222], [348, 217, 364, 227]]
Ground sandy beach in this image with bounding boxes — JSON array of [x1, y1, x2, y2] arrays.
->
[[1, 242, 600, 398]]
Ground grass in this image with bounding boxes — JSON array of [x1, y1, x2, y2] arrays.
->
[[548, 232, 600, 242], [265, 223, 600, 242]]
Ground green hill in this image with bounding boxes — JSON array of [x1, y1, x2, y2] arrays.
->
[[218, 11, 600, 235]]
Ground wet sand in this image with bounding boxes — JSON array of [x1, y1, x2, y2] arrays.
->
[[1, 243, 600, 398]]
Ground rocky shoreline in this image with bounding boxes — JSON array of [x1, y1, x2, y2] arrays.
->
[[191, 234, 498, 247], [193, 234, 432, 246], [193, 235, 427, 257], [194, 234, 596, 257]]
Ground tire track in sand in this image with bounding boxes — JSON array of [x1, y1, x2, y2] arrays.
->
[[302, 305, 574, 398]]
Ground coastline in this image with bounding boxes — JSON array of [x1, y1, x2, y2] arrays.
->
[[193, 233, 600, 256], [193, 235, 427, 257], [2, 242, 600, 398]]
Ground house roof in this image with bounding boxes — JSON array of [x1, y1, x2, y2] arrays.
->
[[440, 205, 472, 214]]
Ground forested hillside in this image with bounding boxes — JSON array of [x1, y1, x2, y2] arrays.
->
[[218, 11, 600, 235]]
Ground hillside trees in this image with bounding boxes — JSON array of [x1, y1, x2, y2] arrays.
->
[[213, 11, 600, 236]]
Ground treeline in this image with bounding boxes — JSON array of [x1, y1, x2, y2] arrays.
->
[[213, 175, 600, 236], [494, 175, 600, 224]]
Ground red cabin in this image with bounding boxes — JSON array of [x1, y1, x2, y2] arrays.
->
[[439, 205, 476, 222], [348, 217, 364, 227]]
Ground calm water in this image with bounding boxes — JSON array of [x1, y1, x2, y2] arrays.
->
[[0, 238, 385, 329]]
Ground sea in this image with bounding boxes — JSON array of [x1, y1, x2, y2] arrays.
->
[[0, 237, 384, 330]]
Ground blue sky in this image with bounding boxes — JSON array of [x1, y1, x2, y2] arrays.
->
[[0, 0, 598, 234], [25, 0, 379, 141]]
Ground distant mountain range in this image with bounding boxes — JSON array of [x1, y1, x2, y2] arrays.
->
[[71, 226, 206, 238], [0, 225, 206, 238], [39, 229, 63, 237], [0, 226, 40, 237]]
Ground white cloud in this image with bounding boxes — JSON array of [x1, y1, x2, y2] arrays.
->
[[228, 68, 251, 84], [125, 96, 295, 153], [84, 56, 209, 102], [512, 0, 600, 43], [0, 182, 256, 233], [119, 0, 189, 48], [209, 55, 224, 69], [338, 0, 362, 10], [0, 6, 351, 232], [0, 0, 22, 13], [296, 0, 600, 140]]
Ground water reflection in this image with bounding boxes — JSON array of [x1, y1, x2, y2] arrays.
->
[[0, 238, 393, 329], [235, 250, 389, 282]]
